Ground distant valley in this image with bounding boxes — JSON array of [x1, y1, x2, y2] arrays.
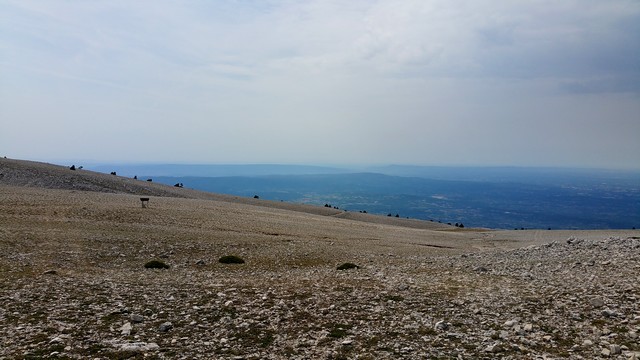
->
[[88, 164, 640, 230]]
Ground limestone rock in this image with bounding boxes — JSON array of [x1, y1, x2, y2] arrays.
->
[[610, 344, 621, 355], [591, 297, 606, 308], [119, 342, 160, 352], [130, 314, 144, 323], [484, 342, 502, 353], [120, 322, 132, 336], [159, 322, 173, 332], [434, 321, 449, 331]]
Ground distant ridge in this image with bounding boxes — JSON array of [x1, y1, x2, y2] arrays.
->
[[365, 164, 640, 185], [6, 158, 637, 230], [0, 157, 196, 198], [86, 163, 351, 177], [0, 158, 454, 231]]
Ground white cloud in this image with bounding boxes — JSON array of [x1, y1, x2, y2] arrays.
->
[[1, 0, 639, 168]]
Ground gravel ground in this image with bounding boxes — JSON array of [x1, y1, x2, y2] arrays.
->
[[1, 158, 638, 359]]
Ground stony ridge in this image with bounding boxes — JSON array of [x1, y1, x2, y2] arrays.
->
[[0, 158, 187, 197]]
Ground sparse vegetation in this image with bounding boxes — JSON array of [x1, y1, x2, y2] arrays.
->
[[144, 260, 170, 269], [219, 255, 245, 264], [336, 262, 359, 270]]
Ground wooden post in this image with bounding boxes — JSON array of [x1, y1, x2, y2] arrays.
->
[[140, 198, 149, 208]]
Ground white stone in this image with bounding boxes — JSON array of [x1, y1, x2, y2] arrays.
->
[[504, 320, 517, 327], [484, 342, 502, 353], [434, 320, 448, 331], [120, 322, 132, 336], [119, 342, 159, 352], [610, 344, 621, 354]]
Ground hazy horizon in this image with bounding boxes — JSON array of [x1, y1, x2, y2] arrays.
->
[[5, 158, 640, 173], [2, 1, 639, 169], [7, 157, 640, 173]]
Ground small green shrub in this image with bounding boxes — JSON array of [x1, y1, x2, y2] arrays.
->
[[219, 255, 245, 264], [336, 263, 359, 270], [144, 260, 170, 269]]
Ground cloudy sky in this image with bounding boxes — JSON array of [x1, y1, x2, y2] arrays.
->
[[1, 0, 639, 169]]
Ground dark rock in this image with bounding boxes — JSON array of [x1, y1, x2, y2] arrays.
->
[[130, 314, 144, 323], [159, 322, 173, 332]]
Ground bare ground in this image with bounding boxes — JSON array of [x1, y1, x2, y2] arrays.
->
[[0, 158, 638, 359]]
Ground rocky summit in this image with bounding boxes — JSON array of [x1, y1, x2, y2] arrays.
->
[[0, 158, 638, 359]]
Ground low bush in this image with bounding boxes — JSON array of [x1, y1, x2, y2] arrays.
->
[[219, 255, 245, 264], [336, 263, 359, 270], [144, 260, 170, 269]]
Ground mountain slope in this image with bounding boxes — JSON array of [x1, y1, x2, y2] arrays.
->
[[0, 157, 454, 230], [1, 158, 639, 358]]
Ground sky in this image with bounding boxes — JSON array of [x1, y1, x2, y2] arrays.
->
[[1, 0, 639, 169]]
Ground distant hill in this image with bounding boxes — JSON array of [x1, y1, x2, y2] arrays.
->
[[0, 158, 198, 198], [85, 163, 351, 177], [8, 158, 636, 230], [0, 158, 454, 231], [365, 165, 640, 186]]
